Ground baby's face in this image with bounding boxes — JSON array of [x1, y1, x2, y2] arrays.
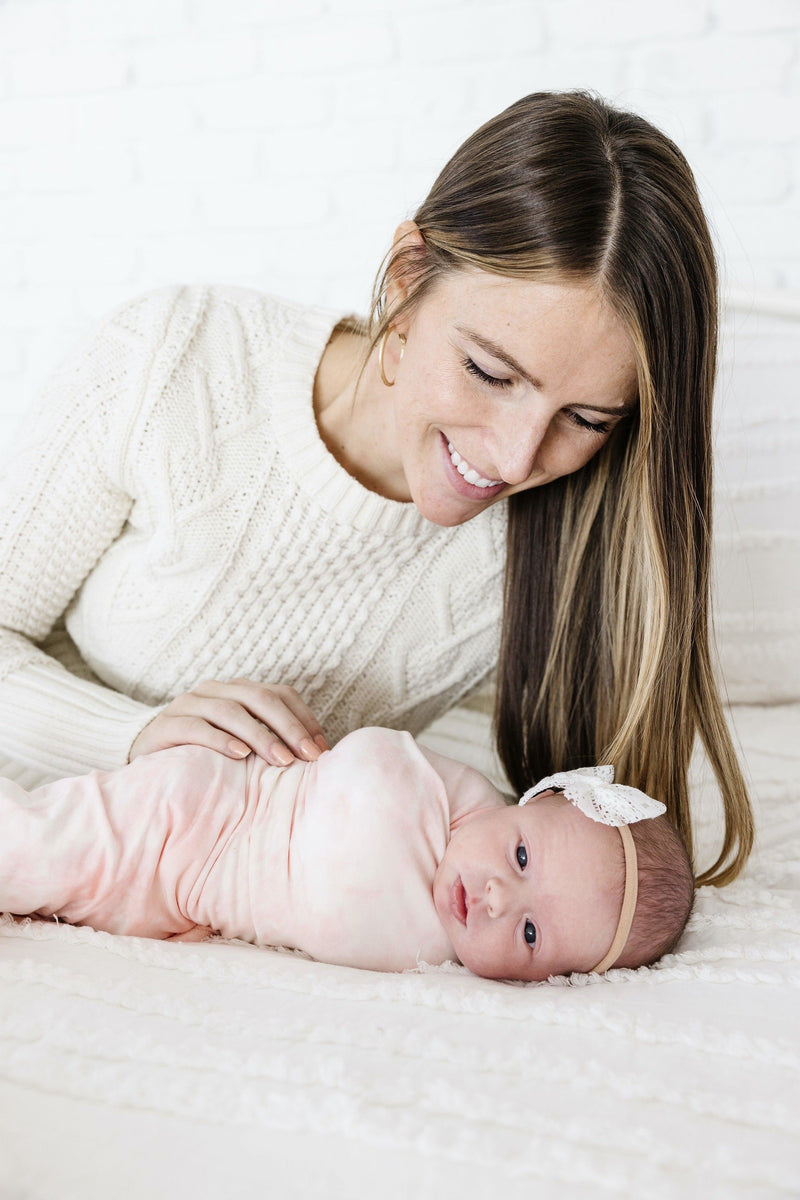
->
[[432, 794, 623, 981]]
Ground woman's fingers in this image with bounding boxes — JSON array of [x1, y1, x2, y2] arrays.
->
[[130, 713, 253, 762], [268, 685, 329, 752], [191, 680, 330, 757], [129, 680, 330, 765]]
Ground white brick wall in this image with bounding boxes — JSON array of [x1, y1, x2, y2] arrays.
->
[[0, 0, 798, 446]]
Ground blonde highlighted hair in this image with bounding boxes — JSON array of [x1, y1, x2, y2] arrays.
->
[[366, 91, 753, 886]]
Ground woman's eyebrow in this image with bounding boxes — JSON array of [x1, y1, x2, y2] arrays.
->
[[455, 324, 635, 416], [456, 325, 542, 388]]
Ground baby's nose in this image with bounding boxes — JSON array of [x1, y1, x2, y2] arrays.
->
[[484, 877, 510, 919]]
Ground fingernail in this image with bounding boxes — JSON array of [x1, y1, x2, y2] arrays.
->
[[228, 740, 250, 758], [315, 734, 330, 752], [272, 745, 294, 767], [299, 738, 320, 761]]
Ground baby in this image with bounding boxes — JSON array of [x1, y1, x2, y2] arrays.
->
[[0, 727, 693, 981]]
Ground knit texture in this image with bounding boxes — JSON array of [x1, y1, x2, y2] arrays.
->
[[0, 286, 506, 777]]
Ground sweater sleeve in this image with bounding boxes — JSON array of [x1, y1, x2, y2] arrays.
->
[[0, 288, 182, 776]]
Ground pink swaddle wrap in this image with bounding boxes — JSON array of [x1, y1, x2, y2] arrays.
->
[[0, 727, 484, 971]]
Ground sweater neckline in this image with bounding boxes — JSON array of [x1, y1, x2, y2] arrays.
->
[[270, 303, 432, 538]]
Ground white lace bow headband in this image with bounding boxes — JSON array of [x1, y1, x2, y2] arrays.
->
[[519, 765, 666, 974]]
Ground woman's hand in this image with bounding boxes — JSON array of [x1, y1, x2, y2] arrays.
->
[[128, 678, 330, 765]]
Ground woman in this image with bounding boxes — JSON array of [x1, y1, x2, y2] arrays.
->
[[0, 91, 752, 886]]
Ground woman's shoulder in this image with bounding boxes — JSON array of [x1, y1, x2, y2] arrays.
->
[[115, 283, 333, 432], [96, 283, 329, 361], [158, 283, 329, 341], [139, 284, 337, 395]]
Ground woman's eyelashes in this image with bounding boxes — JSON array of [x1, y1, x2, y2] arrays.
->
[[462, 356, 512, 389], [463, 355, 615, 436], [566, 410, 611, 436]]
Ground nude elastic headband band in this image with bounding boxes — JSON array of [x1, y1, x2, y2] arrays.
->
[[590, 822, 638, 974]]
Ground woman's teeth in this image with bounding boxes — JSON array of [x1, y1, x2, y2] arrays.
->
[[447, 442, 503, 489]]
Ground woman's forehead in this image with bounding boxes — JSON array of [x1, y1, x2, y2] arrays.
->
[[430, 266, 611, 317], [428, 271, 638, 395]]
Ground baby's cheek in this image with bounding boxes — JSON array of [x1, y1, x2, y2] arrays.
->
[[453, 928, 503, 980]]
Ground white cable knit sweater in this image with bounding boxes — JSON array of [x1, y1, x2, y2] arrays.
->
[[0, 285, 506, 778]]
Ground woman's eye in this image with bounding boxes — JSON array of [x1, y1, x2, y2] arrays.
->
[[516, 841, 528, 870], [566, 410, 612, 436], [524, 919, 537, 946], [463, 357, 512, 389]]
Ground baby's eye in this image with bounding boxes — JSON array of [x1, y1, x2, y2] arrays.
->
[[524, 920, 537, 946], [515, 842, 528, 870]]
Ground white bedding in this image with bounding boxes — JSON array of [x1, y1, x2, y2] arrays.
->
[[1, 699, 798, 1200]]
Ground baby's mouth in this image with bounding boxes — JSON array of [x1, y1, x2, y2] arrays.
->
[[451, 876, 468, 926]]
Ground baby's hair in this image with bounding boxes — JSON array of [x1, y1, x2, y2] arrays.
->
[[615, 816, 695, 969]]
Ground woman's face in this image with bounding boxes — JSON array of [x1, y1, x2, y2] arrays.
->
[[379, 258, 639, 527]]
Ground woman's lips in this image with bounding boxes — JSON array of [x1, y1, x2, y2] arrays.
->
[[450, 876, 468, 925], [439, 433, 506, 502]]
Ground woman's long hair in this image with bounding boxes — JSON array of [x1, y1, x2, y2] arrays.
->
[[365, 91, 753, 886]]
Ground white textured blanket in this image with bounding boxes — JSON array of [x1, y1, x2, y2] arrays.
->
[[1, 701, 798, 1200]]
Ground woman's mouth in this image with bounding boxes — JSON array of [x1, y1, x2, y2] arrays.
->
[[447, 440, 502, 488], [450, 876, 468, 925], [440, 434, 506, 501]]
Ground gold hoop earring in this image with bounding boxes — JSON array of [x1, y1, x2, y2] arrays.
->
[[378, 329, 406, 388]]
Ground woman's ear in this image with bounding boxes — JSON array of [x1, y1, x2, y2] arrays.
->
[[392, 219, 423, 249], [385, 220, 428, 315]]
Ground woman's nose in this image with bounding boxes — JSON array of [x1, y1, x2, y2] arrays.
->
[[484, 876, 511, 919], [494, 415, 548, 486]]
